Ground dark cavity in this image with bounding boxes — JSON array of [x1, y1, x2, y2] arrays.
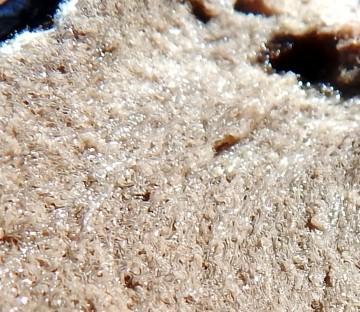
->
[[258, 30, 360, 98], [0, 0, 63, 41], [234, 0, 278, 17]]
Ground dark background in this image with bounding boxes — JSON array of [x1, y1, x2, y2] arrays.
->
[[0, 0, 62, 41]]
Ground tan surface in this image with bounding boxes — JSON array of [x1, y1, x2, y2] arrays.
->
[[0, 0, 360, 311]]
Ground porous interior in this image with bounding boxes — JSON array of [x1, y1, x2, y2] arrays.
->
[[0, 0, 360, 311]]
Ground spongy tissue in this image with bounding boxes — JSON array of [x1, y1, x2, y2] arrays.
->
[[0, 0, 360, 311]]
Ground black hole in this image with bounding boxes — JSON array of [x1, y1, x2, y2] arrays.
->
[[0, 0, 63, 41], [258, 30, 360, 98], [259, 31, 339, 87], [234, 0, 277, 17]]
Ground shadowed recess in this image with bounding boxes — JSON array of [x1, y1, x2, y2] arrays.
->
[[181, 0, 217, 23], [234, 0, 278, 17], [0, 0, 63, 41], [258, 30, 360, 98]]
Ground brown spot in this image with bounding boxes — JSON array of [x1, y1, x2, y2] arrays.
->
[[72, 300, 79, 306], [279, 262, 286, 272], [0, 234, 19, 247], [311, 300, 324, 312], [234, 0, 279, 17], [142, 190, 151, 202], [71, 26, 87, 40], [213, 134, 241, 154], [305, 216, 325, 232], [258, 28, 360, 97], [36, 258, 49, 268], [184, 295, 195, 304], [101, 44, 117, 54], [84, 299, 96, 312], [310, 170, 319, 180], [324, 270, 333, 287], [123, 274, 141, 289], [56, 65, 66, 74], [184, 0, 218, 23]]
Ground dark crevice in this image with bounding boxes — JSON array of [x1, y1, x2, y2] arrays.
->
[[182, 0, 217, 23], [234, 0, 278, 17], [260, 31, 339, 84], [258, 30, 360, 98], [0, 0, 63, 41], [142, 190, 151, 202]]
